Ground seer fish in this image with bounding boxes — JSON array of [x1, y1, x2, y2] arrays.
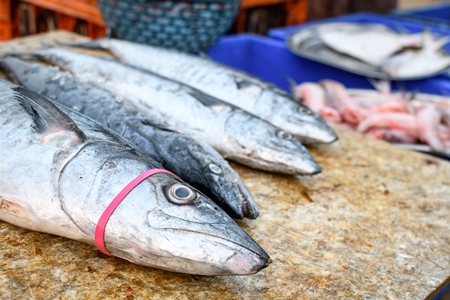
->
[[26, 47, 321, 175], [0, 56, 259, 220], [59, 38, 338, 145], [0, 78, 270, 275]]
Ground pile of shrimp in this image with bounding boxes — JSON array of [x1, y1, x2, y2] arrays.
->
[[293, 80, 450, 154]]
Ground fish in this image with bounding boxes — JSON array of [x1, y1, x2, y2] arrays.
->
[[287, 23, 450, 80], [294, 78, 450, 156], [288, 27, 389, 79], [319, 80, 368, 125], [290, 81, 342, 124], [58, 38, 338, 145], [415, 103, 446, 153], [381, 31, 450, 79], [0, 56, 259, 220], [0, 78, 271, 275], [317, 22, 422, 67], [24, 47, 321, 175]]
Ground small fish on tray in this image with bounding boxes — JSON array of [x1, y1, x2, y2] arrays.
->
[[287, 22, 450, 80], [291, 79, 450, 158]]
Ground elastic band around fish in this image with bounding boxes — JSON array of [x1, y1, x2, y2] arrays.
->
[[95, 168, 179, 256]]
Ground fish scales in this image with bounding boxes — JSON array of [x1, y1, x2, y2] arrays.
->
[[0, 78, 270, 275], [0, 56, 259, 219], [28, 47, 321, 175], [61, 38, 338, 145]]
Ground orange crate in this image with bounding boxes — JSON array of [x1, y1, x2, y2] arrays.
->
[[21, 0, 104, 26], [15, 0, 106, 38], [0, 21, 12, 40], [235, 0, 307, 34], [0, 0, 11, 20], [0, 0, 12, 40]]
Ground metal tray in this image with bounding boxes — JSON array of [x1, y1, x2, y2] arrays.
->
[[286, 23, 450, 81]]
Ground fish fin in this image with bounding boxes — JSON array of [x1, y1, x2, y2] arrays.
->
[[232, 75, 260, 91], [187, 89, 235, 110], [141, 119, 178, 133], [54, 38, 107, 50], [421, 28, 450, 50], [198, 52, 211, 60], [432, 35, 450, 51], [285, 76, 298, 90], [12, 86, 86, 145], [367, 78, 391, 94]]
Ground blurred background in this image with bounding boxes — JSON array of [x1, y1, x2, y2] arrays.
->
[[1, 0, 449, 41]]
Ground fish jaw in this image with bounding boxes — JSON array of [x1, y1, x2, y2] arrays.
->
[[257, 92, 338, 145], [199, 167, 259, 219], [223, 111, 321, 175], [122, 229, 271, 276], [59, 144, 269, 275]]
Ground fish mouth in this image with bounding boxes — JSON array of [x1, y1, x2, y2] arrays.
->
[[287, 117, 339, 145], [205, 175, 259, 220], [147, 210, 270, 274], [226, 149, 322, 175], [232, 181, 259, 219]]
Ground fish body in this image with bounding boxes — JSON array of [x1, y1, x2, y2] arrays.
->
[[29, 47, 321, 175], [318, 23, 422, 67], [60, 38, 338, 145], [0, 78, 270, 275], [0, 56, 258, 219], [382, 31, 450, 78]]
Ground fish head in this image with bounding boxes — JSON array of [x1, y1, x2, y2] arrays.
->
[[59, 141, 270, 276], [222, 111, 322, 175], [259, 90, 338, 145], [163, 133, 259, 219]]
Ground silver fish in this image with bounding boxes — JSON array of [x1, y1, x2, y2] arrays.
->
[[317, 22, 423, 67], [28, 47, 321, 175], [0, 56, 259, 220], [0, 78, 270, 275], [59, 38, 338, 145], [381, 31, 450, 79]]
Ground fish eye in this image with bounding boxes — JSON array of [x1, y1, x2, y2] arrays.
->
[[166, 183, 197, 204], [209, 163, 222, 174], [298, 106, 313, 115], [277, 130, 292, 140]]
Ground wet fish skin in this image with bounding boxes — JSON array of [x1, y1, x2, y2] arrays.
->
[[60, 38, 338, 145], [28, 47, 321, 175], [0, 56, 259, 220], [0, 78, 270, 275]]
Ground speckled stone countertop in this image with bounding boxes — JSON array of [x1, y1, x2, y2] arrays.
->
[[0, 31, 449, 300]]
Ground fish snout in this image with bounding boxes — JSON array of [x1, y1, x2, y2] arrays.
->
[[263, 137, 322, 175], [287, 114, 339, 145], [146, 209, 270, 275]]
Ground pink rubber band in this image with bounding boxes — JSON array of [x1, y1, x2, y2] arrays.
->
[[95, 168, 179, 256]]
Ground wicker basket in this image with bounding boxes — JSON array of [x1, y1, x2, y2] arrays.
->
[[96, 0, 242, 53]]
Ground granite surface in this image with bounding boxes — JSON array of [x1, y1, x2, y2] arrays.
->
[[0, 31, 449, 300]]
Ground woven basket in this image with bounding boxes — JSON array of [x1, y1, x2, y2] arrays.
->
[[97, 0, 242, 53]]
